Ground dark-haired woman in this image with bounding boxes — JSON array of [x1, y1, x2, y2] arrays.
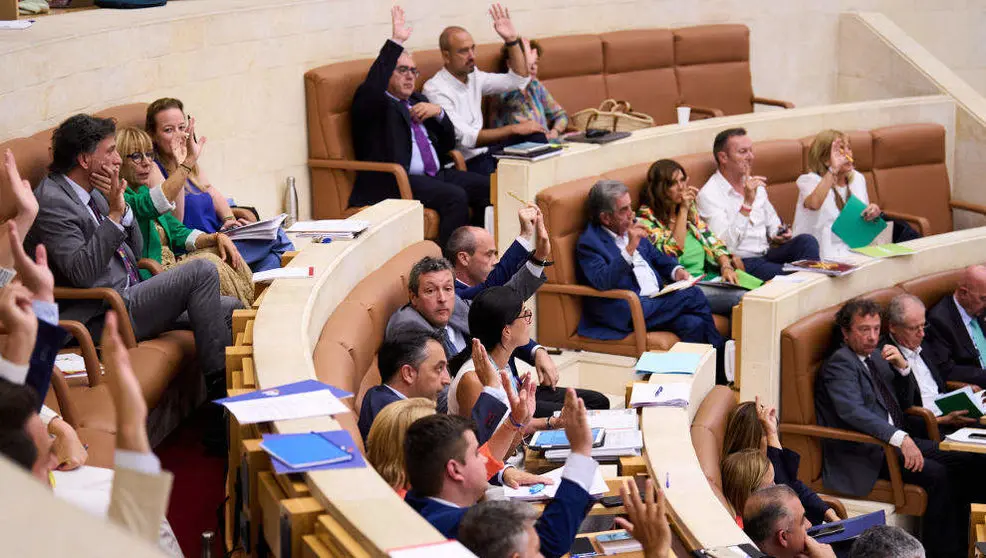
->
[[636, 159, 755, 315]]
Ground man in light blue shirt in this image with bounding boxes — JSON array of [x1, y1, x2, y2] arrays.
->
[[925, 265, 986, 389]]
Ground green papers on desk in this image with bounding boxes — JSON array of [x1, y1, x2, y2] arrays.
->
[[634, 351, 701, 375], [698, 270, 764, 291], [852, 243, 916, 258], [831, 195, 887, 248], [934, 385, 986, 419]]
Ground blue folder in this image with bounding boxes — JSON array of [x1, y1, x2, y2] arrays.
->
[[260, 430, 366, 474], [808, 510, 886, 544], [634, 352, 701, 375]]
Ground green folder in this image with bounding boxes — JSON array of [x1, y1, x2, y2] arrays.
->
[[852, 243, 916, 258], [831, 195, 887, 249], [935, 386, 985, 419], [735, 269, 764, 290]]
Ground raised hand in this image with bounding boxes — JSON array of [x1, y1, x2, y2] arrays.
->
[[184, 116, 206, 167], [561, 387, 591, 456], [615, 478, 671, 558], [170, 131, 188, 168], [8, 221, 54, 303], [489, 3, 518, 42], [533, 211, 551, 261], [105, 165, 127, 223], [0, 283, 37, 363], [755, 395, 781, 448], [471, 338, 500, 388], [518, 204, 537, 239], [391, 5, 412, 43], [503, 369, 535, 429], [0, 149, 39, 231], [102, 311, 150, 454]]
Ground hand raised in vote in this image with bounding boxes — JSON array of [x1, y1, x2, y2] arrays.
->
[[184, 116, 206, 167], [615, 478, 671, 558], [0, 149, 39, 231], [8, 221, 54, 303], [561, 387, 591, 456], [533, 211, 551, 261], [391, 5, 412, 44], [489, 3, 518, 43], [471, 338, 500, 388], [103, 311, 151, 454], [518, 203, 538, 239], [503, 369, 535, 432], [0, 283, 37, 361]]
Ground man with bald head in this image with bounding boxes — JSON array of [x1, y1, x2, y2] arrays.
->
[[742, 485, 836, 558], [349, 6, 491, 245], [424, 4, 545, 176], [925, 264, 986, 388]]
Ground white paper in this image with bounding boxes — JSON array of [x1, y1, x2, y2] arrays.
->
[[224, 213, 287, 241], [288, 219, 370, 234], [629, 382, 690, 408], [503, 464, 607, 501], [389, 540, 476, 557], [55, 353, 87, 373], [945, 427, 986, 445], [252, 267, 312, 283], [545, 428, 643, 461], [586, 409, 639, 430], [220, 389, 350, 424], [648, 275, 702, 298], [0, 20, 34, 30]]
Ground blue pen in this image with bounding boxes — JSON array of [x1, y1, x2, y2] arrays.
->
[[529, 483, 546, 495], [665, 472, 670, 489], [654, 385, 664, 398]]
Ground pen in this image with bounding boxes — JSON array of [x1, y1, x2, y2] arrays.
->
[[665, 472, 670, 489], [654, 385, 664, 398], [507, 191, 529, 205]]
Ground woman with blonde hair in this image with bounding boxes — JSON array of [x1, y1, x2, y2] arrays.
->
[[366, 397, 436, 498], [115, 126, 254, 306], [793, 129, 918, 260], [720, 448, 774, 526], [722, 397, 839, 524]]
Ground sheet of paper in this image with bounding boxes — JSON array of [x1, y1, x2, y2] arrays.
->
[[55, 353, 87, 373], [628, 382, 690, 408], [252, 266, 313, 283], [217, 380, 351, 424], [649, 274, 703, 298], [503, 464, 608, 501], [388, 540, 476, 558], [945, 427, 986, 444], [0, 20, 34, 30], [288, 219, 370, 233], [852, 243, 916, 258], [634, 351, 700, 375], [586, 409, 639, 430]]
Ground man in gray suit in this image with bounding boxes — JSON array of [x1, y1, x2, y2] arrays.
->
[[815, 298, 984, 558], [24, 114, 241, 425]]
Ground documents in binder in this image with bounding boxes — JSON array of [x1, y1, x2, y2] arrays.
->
[[223, 213, 288, 241], [934, 385, 986, 418], [545, 428, 643, 462], [945, 427, 986, 445], [629, 382, 690, 408], [214, 379, 352, 424], [287, 219, 370, 239], [260, 430, 365, 473]]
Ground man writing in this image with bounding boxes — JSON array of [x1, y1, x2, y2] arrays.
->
[[350, 6, 491, 245], [423, 3, 545, 175], [697, 128, 819, 281]]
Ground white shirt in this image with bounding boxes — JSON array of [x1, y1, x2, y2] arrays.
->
[[893, 337, 942, 415], [855, 353, 908, 447], [422, 67, 530, 160], [697, 170, 782, 258], [602, 227, 663, 297], [792, 171, 869, 260]]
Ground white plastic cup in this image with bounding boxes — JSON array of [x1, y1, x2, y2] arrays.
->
[[677, 106, 691, 125]]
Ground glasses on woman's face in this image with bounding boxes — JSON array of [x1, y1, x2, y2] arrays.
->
[[515, 309, 533, 325], [125, 151, 155, 164]]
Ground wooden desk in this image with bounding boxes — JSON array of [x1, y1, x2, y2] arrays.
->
[[581, 530, 684, 558], [531, 477, 631, 517], [940, 440, 986, 454]]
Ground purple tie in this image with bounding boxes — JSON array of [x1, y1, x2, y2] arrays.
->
[[87, 196, 141, 286], [405, 101, 439, 176]]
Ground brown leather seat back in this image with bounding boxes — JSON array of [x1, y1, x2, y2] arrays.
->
[[690, 385, 737, 508], [601, 30, 678, 126], [899, 268, 965, 309], [676, 152, 718, 191], [602, 162, 653, 207], [871, 124, 951, 235], [305, 59, 374, 218], [535, 35, 607, 116], [673, 25, 753, 117], [752, 139, 804, 225], [535, 177, 601, 344], [412, 50, 445, 91]]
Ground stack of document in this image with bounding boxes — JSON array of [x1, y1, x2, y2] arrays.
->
[[503, 464, 608, 501], [634, 351, 701, 375], [56, 353, 99, 380], [585, 409, 638, 430], [648, 274, 703, 298], [934, 385, 986, 418], [628, 382, 690, 408], [215, 379, 352, 424], [545, 429, 643, 462], [945, 427, 986, 445], [852, 243, 916, 258], [287, 219, 370, 239], [224, 213, 288, 241]]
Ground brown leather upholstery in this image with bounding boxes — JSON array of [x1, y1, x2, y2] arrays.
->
[[312, 241, 442, 453], [601, 30, 679, 125], [534, 35, 607, 117], [752, 140, 805, 226], [690, 385, 737, 510], [673, 25, 755, 117], [899, 268, 965, 309]]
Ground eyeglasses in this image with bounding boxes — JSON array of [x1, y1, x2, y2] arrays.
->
[[395, 65, 420, 77], [515, 309, 533, 324], [125, 151, 155, 163], [899, 322, 930, 333]]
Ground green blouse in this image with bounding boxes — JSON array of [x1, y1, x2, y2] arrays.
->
[[124, 185, 194, 280], [636, 204, 732, 274]]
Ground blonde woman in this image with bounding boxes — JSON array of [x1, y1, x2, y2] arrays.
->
[[115, 127, 254, 306], [721, 448, 774, 528]]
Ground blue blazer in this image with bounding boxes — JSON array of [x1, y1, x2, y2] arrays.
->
[[358, 385, 507, 445], [454, 239, 530, 301], [27, 319, 67, 409], [405, 477, 592, 558], [575, 222, 680, 340]]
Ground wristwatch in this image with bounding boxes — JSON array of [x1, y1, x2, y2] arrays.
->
[[528, 253, 554, 267]]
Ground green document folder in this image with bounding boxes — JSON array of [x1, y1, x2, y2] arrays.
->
[[935, 386, 985, 419], [831, 195, 887, 249], [852, 243, 916, 258], [736, 269, 764, 290]]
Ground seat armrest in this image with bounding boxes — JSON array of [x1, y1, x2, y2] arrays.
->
[[681, 104, 724, 119], [53, 287, 137, 349], [753, 96, 795, 109], [778, 423, 906, 509], [308, 158, 413, 201], [949, 199, 986, 217], [48, 369, 78, 429], [818, 494, 847, 520], [905, 406, 940, 442], [137, 258, 165, 277], [58, 320, 103, 387], [449, 150, 467, 171], [538, 283, 647, 355], [881, 210, 930, 237]]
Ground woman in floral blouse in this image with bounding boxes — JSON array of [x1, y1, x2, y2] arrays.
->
[[492, 39, 569, 139], [636, 159, 758, 315]]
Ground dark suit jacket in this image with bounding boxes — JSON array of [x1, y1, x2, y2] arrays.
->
[[349, 39, 457, 207], [405, 477, 592, 558], [575, 222, 680, 340], [925, 295, 986, 385], [880, 334, 948, 438], [815, 345, 903, 497], [25, 174, 143, 328], [454, 238, 530, 301], [25, 319, 67, 408], [357, 384, 507, 445], [766, 446, 830, 526]]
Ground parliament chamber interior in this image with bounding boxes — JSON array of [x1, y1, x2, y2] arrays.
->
[[3, 0, 986, 557]]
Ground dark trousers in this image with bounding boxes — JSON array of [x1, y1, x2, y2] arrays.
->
[[465, 132, 549, 175], [742, 234, 820, 281], [533, 385, 610, 418], [643, 286, 727, 384], [878, 438, 986, 558], [409, 169, 490, 245], [891, 218, 922, 243]]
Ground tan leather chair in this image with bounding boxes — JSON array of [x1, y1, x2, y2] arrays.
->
[[600, 30, 681, 126], [673, 25, 793, 117], [779, 288, 929, 515], [532, 35, 607, 118], [312, 241, 442, 453], [751, 139, 806, 226], [690, 385, 738, 510], [898, 268, 965, 310]]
